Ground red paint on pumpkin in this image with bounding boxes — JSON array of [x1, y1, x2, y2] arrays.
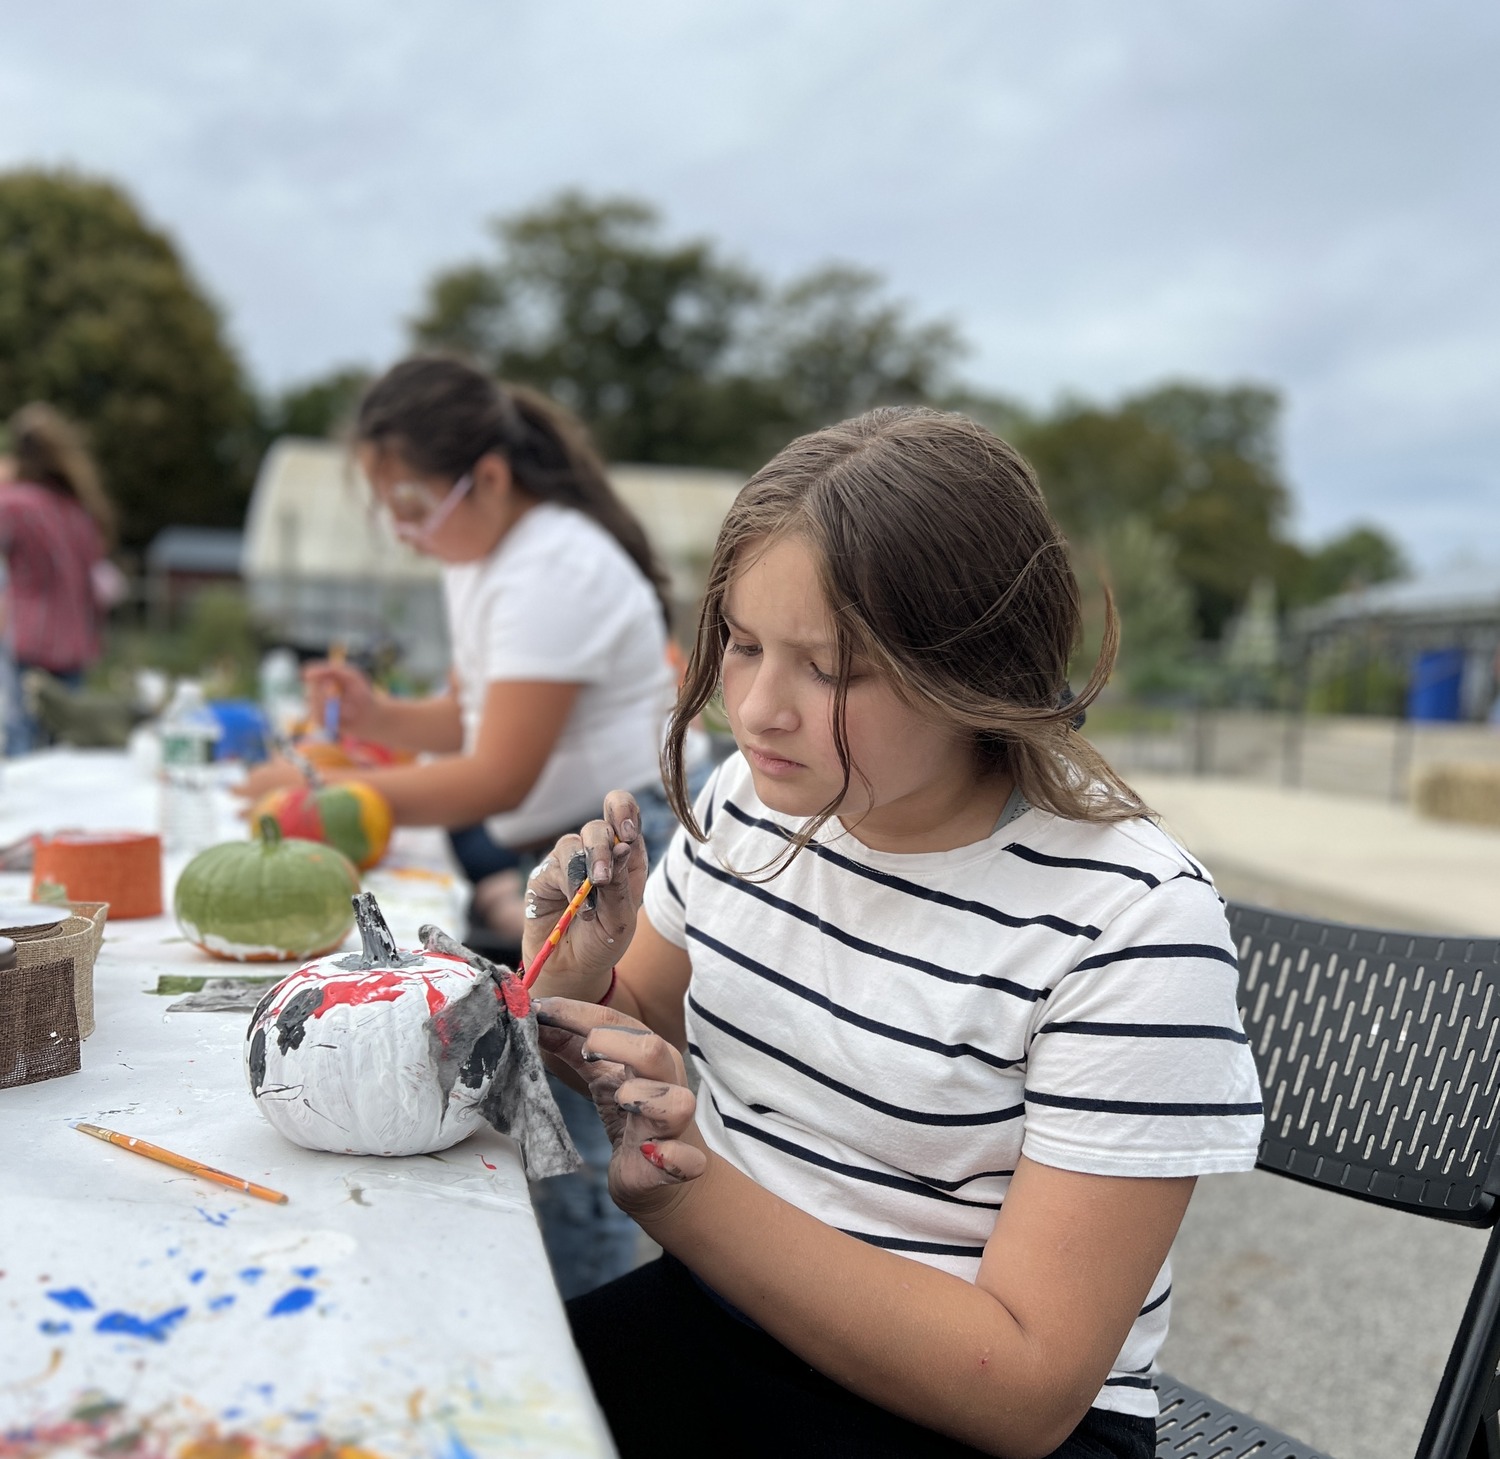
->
[[307, 971, 410, 1015]]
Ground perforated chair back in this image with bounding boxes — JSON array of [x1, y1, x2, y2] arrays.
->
[[1155, 907, 1500, 1458], [1231, 906, 1500, 1225]]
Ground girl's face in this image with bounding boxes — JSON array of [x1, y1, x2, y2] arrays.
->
[[358, 445, 518, 564], [720, 534, 1012, 854]]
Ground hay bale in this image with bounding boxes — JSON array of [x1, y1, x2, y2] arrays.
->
[[1413, 762, 1500, 829]]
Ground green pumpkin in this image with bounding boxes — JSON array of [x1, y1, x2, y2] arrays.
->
[[174, 818, 361, 962]]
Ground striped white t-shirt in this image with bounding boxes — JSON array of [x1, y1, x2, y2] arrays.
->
[[641, 752, 1263, 1421]]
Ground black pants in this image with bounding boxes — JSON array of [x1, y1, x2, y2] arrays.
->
[[568, 1256, 1156, 1459]]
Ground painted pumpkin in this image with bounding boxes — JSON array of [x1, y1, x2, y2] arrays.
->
[[292, 732, 414, 770], [244, 894, 520, 1156], [175, 818, 360, 962], [251, 780, 392, 870]]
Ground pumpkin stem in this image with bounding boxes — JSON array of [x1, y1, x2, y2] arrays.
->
[[258, 815, 283, 847], [351, 891, 403, 966]]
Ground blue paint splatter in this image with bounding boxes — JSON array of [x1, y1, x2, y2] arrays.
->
[[292, 1411, 320, 1423], [189, 1269, 207, 1284], [208, 1294, 236, 1311], [165, 1247, 180, 1258], [293, 1265, 318, 1279], [38, 1319, 72, 1335], [197, 1208, 231, 1228], [94, 1307, 189, 1343], [267, 1287, 316, 1317], [46, 1288, 95, 1311], [223, 1409, 243, 1421], [238, 1267, 264, 1283], [441, 1432, 480, 1459]]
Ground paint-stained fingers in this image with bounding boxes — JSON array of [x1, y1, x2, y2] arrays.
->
[[581, 1023, 683, 1088], [614, 1078, 697, 1137], [601, 790, 650, 891], [524, 836, 584, 924], [534, 995, 649, 1041], [635, 1137, 708, 1184]]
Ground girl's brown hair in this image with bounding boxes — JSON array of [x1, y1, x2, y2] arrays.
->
[[664, 405, 1146, 860], [355, 355, 673, 625], [8, 403, 116, 546]]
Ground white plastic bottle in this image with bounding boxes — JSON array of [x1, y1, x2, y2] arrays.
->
[[158, 680, 221, 853]]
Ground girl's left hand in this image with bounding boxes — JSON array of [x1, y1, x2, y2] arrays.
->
[[235, 757, 304, 803], [533, 996, 708, 1216]]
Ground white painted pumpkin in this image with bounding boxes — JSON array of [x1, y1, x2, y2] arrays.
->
[[244, 893, 509, 1156]]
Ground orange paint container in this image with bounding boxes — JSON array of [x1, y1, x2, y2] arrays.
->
[[32, 831, 163, 919]]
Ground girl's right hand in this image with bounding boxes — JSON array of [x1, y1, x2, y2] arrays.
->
[[303, 660, 382, 739], [522, 790, 648, 1002]]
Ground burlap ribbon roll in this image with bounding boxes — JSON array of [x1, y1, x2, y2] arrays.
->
[[0, 949, 79, 1088], [8, 903, 108, 1039]]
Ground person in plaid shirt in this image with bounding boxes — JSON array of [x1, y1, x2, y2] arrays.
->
[[0, 404, 116, 752]]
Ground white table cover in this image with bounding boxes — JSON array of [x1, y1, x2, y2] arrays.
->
[[0, 749, 614, 1458]]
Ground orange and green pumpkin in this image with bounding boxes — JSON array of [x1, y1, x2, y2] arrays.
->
[[251, 781, 393, 871], [175, 819, 361, 961]]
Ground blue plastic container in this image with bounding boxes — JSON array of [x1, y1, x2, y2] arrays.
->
[[1407, 649, 1465, 722], [207, 699, 270, 762]]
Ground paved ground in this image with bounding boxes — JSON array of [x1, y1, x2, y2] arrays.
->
[[1137, 773, 1500, 1458]]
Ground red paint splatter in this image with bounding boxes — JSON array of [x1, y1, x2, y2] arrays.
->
[[640, 1142, 666, 1170], [308, 971, 411, 1015], [420, 977, 444, 1016], [477, 1153, 497, 1171], [499, 976, 530, 1020]]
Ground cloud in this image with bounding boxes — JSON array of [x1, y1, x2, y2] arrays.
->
[[0, 0, 1495, 568]]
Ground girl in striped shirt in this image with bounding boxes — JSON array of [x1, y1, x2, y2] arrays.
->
[[524, 407, 1263, 1458]]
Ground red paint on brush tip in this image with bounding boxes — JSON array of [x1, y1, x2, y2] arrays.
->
[[640, 1142, 667, 1170]]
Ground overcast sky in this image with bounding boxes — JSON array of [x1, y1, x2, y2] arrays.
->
[[2, 1, 1495, 571]]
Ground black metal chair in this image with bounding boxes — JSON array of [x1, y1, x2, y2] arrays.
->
[[1155, 904, 1500, 1459]]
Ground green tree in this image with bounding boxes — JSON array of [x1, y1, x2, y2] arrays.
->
[[1283, 524, 1407, 607], [411, 192, 962, 468], [412, 192, 762, 466], [0, 169, 256, 549], [264, 365, 372, 441], [1016, 383, 1292, 640]]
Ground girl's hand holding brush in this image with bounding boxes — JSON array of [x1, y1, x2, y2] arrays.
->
[[521, 789, 648, 1003]]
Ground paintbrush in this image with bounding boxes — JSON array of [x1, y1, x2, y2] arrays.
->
[[74, 1122, 289, 1205], [520, 875, 595, 990], [323, 641, 346, 740], [267, 729, 322, 787]]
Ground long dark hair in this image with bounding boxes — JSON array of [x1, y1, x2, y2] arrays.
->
[[664, 405, 1145, 865], [355, 355, 672, 624], [8, 402, 116, 546]]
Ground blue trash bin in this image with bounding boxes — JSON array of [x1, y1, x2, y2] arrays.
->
[[1407, 649, 1465, 722]]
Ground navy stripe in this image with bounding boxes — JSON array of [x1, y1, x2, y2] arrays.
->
[[1026, 1089, 1264, 1117], [721, 800, 1101, 940], [714, 1106, 1005, 1210], [689, 925, 1024, 1072], [691, 854, 1050, 1001], [1138, 1286, 1172, 1317], [1071, 942, 1238, 974], [1103, 1375, 1155, 1390], [841, 1230, 988, 1260], [689, 993, 1026, 1127], [1001, 842, 1161, 888], [662, 865, 685, 909], [1139, 818, 1211, 883], [1038, 1020, 1249, 1045], [700, 765, 723, 835]]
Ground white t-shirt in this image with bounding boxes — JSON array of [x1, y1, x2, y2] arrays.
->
[[642, 752, 1264, 1421], [443, 502, 674, 848]]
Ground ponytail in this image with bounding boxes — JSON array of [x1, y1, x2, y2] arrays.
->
[[355, 356, 674, 626]]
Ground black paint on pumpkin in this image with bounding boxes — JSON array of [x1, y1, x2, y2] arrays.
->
[[275, 985, 326, 1053], [248, 1027, 268, 1095]]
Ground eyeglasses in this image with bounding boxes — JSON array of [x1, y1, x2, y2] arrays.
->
[[383, 471, 474, 545]]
